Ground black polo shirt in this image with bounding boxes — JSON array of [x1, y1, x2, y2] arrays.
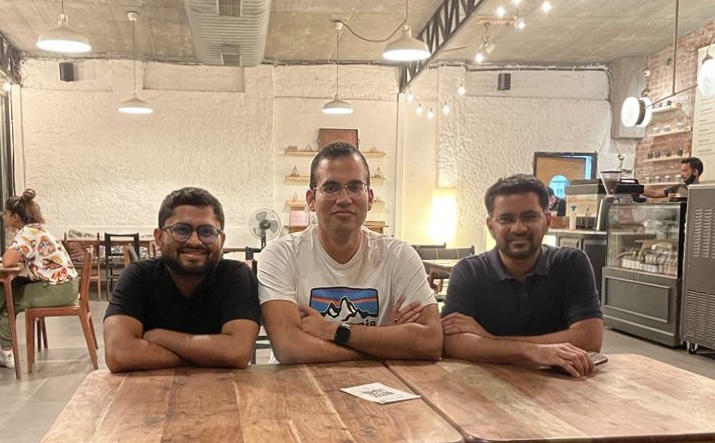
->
[[104, 258, 260, 334], [441, 245, 602, 336]]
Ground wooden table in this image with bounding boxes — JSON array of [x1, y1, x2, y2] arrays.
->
[[0, 266, 23, 379], [43, 361, 462, 442], [387, 354, 715, 442]]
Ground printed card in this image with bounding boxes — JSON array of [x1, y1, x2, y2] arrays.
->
[[340, 382, 421, 404]]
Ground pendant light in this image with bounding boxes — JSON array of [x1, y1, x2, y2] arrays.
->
[[36, 0, 91, 53], [382, 1, 430, 62], [698, 38, 715, 98], [323, 23, 353, 115], [118, 12, 153, 115]]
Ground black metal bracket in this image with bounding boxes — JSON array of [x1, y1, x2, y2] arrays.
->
[[398, 0, 488, 92], [0, 32, 23, 84]]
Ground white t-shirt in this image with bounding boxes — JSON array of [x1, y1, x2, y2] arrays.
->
[[258, 226, 436, 326]]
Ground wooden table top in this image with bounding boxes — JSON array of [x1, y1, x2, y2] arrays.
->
[[387, 354, 715, 442], [43, 361, 462, 442]]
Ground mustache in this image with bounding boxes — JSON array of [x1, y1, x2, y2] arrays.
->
[[506, 235, 532, 242], [178, 246, 209, 253]]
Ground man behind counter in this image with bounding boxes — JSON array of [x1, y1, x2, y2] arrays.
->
[[643, 157, 703, 199]]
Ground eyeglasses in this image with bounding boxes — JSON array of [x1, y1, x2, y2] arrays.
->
[[161, 223, 222, 244], [314, 181, 369, 198], [492, 212, 544, 227]]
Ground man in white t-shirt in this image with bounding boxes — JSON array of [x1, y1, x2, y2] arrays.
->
[[258, 142, 442, 364]]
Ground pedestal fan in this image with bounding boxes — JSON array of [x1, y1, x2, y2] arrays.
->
[[249, 208, 281, 248]]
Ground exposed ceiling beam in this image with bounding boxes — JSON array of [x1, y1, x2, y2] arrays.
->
[[399, 0, 488, 92]]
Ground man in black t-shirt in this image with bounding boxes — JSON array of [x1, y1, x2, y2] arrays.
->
[[441, 174, 603, 378], [104, 187, 260, 372], [643, 157, 703, 199]]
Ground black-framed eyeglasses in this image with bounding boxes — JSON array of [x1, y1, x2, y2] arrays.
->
[[161, 223, 222, 244], [492, 212, 545, 227], [313, 181, 369, 198]]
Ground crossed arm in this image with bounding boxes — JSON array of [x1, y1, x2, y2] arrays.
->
[[103, 315, 259, 372], [442, 313, 603, 378], [262, 298, 442, 364]]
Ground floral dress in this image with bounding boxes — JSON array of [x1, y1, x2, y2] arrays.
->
[[9, 223, 78, 284]]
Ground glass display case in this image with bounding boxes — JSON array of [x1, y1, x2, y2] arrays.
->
[[602, 202, 687, 347]]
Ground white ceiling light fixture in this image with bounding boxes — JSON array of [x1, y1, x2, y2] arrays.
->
[[323, 22, 353, 115], [541, 1, 552, 13], [416, 104, 424, 116], [698, 38, 715, 98], [474, 23, 495, 64], [426, 108, 435, 120], [495, 0, 506, 18], [36, 0, 92, 53], [382, 1, 430, 62], [514, 16, 526, 30], [406, 90, 415, 103], [457, 83, 466, 96], [118, 12, 153, 115], [441, 103, 451, 115], [512, 0, 522, 6]]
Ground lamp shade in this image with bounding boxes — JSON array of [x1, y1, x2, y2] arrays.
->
[[698, 56, 715, 98], [322, 96, 353, 115], [621, 96, 651, 128], [382, 25, 430, 62], [118, 93, 153, 114], [36, 14, 91, 53]]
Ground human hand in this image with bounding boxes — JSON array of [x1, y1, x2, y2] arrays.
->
[[391, 294, 424, 324], [142, 328, 166, 344], [298, 305, 339, 342], [441, 313, 494, 337], [524, 343, 595, 378]]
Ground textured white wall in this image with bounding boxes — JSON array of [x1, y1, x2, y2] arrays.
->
[[399, 66, 636, 251]]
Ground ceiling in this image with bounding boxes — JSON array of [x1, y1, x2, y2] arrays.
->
[[0, 0, 713, 67]]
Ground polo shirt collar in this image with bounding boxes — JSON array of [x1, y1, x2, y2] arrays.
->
[[487, 245, 552, 281]]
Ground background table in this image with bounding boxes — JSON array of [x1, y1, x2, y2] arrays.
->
[[44, 361, 462, 442], [387, 354, 715, 442], [0, 266, 23, 379]]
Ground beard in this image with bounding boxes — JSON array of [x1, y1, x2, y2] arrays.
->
[[163, 247, 219, 276], [684, 174, 697, 185], [498, 234, 541, 260]]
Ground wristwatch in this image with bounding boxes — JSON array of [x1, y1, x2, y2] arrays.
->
[[333, 323, 351, 346]]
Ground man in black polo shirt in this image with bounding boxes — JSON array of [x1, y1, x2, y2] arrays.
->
[[441, 174, 603, 378], [104, 187, 260, 372]]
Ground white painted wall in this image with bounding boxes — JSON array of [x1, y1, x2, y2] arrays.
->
[[399, 66, 636, 251]]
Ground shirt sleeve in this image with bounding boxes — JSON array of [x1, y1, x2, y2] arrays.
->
[[389, 242, 437, 307], [441, 258, 478, 318], [104, 262, 146, 324], [257, 239, 299, 305], [219, 260, 261, 327], [561, 249, 603, 325]]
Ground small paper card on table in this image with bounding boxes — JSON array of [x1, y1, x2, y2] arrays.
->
[[340, 382, 420, 404]]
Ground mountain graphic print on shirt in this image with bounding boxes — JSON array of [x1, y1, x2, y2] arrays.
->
[[310, 287, 379, 326]]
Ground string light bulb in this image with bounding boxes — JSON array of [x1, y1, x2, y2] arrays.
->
[[512, 0, 522, 6], [475, 51, 485, 63], [426, 108, 435, 120], [496, 1, 506, 18], [416, 104, 424, 116], [442, 103, 451, 115], [2, 80, 11, 93], [457, 83, 466, 96], [541, 1, 552, 12], [514, 17, 526, 30], [406, 90, 415, 103]]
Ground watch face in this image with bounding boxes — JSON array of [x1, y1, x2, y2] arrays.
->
[[335, 323, 351, 345]]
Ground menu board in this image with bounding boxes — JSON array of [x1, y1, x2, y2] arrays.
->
[[693, 46, 715, 182]]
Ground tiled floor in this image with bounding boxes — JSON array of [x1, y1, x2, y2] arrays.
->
[[0, 300, 714, 442]]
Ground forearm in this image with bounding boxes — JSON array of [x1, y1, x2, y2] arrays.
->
[[272, 329, 364, 364], [105, 337, 183, 373], [146, 329, 253, 369], [501, 325, 602, 351], [348, 323, 442, 360], [443, 333, 534, 363]]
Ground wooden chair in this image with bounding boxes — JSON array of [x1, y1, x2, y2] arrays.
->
[[63, 232, 102, 300], [246, 246, 271, 364], [25, 249, 99, 373], [104, 233, 140, 295]]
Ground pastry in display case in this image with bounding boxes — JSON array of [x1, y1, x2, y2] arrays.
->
[[601, 202, 687, 347]]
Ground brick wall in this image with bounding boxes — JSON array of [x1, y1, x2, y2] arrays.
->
[[635, 20, 715, 190]]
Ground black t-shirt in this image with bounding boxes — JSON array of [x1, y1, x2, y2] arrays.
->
[[441, 245, 602, 336], [104, 258, 260, 334]]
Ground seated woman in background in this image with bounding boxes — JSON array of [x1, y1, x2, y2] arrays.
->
[[0, 189, 79, 369]]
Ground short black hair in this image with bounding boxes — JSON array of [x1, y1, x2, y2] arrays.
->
[[484, 174, 549, 214], [158, 187, 225, 229], [309, 142, 371, 189], [546, 187, 555, 197], [682, 157, 704, 175]]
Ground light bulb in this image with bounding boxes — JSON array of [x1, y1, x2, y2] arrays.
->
[[457, 84, 466, 96], [475, 51, 485, 63], [496, 5, 506, 17], [406, 90, 415, 103], [513, 0, 521, 6], [698, 56, 715, 98], [427, 108, 435, 120], [416, 104, 424, 116], [2, 80, 11, 92], [515, 18, 526, 30], [442, 103, 451, 115], [541, 0, 552, 12]]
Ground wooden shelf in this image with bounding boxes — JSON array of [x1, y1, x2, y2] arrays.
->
[[648, 127, 691, 138], [643, 182, 680, 187], [643, 156, 687, 164], [651, 102, 682, 114], [285, 149, 387, 158], [285, 200, 307, 207]]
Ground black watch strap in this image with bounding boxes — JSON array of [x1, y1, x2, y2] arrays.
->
[[334, 323, 351, 346]]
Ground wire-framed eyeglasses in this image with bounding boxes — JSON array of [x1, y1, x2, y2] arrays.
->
[[314, 181, 369, 198], [492, 212, 545, 227], [161, 223, 222, 244]]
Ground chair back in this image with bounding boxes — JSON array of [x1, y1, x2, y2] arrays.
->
[[78, 248, 93, 313], [245, 247, 262, 276], [104, 233, 140, 262]]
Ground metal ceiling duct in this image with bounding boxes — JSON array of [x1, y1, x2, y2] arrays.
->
[[184, 0, 271, 67]]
